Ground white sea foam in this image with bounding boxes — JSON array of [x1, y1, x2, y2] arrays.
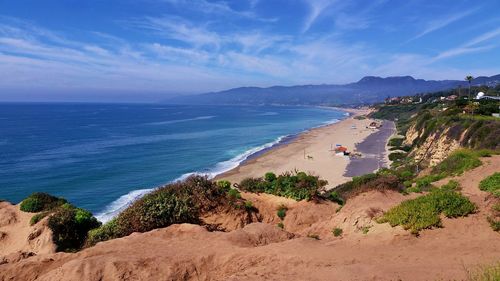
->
[[147, 116, 215, 125], [258, 112, 279, 116], [95, 188, 154, 223], [94, 135, 286, 223]]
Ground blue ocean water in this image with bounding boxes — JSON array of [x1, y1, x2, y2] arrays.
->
[[0, 103, 346, 221]]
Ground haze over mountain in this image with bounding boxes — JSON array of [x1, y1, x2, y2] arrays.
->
[[165, 74, 500, 106]]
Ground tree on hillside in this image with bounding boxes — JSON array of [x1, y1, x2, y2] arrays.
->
[[465, 75, 474, 99]]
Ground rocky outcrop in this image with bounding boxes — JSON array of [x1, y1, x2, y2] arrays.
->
[[409, 128, 461, 167]]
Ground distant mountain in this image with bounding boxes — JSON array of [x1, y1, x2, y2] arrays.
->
[[164, 74, 500, 106]]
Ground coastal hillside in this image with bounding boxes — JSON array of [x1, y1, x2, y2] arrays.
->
[[165, 74, 500, 106], [1, 88, 500, 280]]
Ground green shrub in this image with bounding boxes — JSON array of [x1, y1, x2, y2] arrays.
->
[[378, 188, 476, 234], [361, 226, 371, 234], [264, 172, 277, 182], [227, 188, 242, 200], [441, 180, 460, 191], [277, 222, 284, 229], [276, 204, 287, 220], [116, 188, 197, 234], [403, 180, 413, 188], [332, 173, 403, 202], [20, 192, 67, 213], [388, 152, 406, 161], [479, 173, 500, 197], [332, 227, 343, 237], [327, 191, 344, 205], [217, 180, 231, 192], [487, 217, 500, 232], [415, 173, 446, 190], [388, 137, 404, 147], [238, 171, 327, 201], [405, 186, 421, 193], [48, 206, 100, 252], [30, 212, 49, 226], [86, 176, 240, 246], [399, 170, 414, 180], [432, 149, 482, 176], [86, 219, 120, 246], [244, 200, 253, 210]]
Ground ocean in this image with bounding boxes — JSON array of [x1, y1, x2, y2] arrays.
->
[[0, 103, 346, 222]]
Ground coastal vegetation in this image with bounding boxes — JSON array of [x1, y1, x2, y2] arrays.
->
[[479, 173, 500, 232], [48, 204, 100, 252], [237, 171, 327, 201], [479, 172, 500, 197], [332, 227, 343, 237], [329, 172, 403, 203], [20, 192, 67, 213], [378, 186, 476, 234], [86, 175, 250, 246], [469, 263, 500, 281]]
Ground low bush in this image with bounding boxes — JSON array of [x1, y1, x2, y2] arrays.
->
[[388, 152, 406, 161], [227, 188, 242, 200], [86, 176, 242, 246], [276, 204, 287, 220], [20, 192, 67, 213], [332, 227, 343, 237], [388, 137, 404, 147], [30, 212, 49, 226], [488, 217, 500, 232], [432, 149, 482, 177], [361, 226, 371, 234], [414, 173, 446, 190], [48, 205, 100, 252], [244, 201, 253, 210], [86, 219, 120, 246], [327, 191, 344, 205], [441, 180, 460, 191], [332, 173, 403, 202], [378, 188, 476, 234], [405, 186, 421, 193], [238, 171, 327, 201], [216, 180, 231, 192], [277, 222, 284, 229], [479, 173, 500, 197]]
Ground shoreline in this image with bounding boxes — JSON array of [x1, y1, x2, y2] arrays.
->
[[216, 107, 391, 189]]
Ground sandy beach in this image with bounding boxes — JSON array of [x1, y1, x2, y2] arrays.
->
[[218, 108, 394, 189]]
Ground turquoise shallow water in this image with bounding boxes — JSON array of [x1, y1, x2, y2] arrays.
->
[[0, 103, 346, 221]]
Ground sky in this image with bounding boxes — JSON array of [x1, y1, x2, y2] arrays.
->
[[0, 0, 499, 102]]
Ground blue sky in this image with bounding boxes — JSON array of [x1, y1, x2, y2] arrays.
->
[[1, 0, 499, 102]]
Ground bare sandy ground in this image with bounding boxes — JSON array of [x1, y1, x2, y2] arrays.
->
[[1, 156, 499, 281], [218, 108, 383, 189]]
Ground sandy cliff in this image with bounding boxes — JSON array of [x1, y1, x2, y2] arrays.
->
[[1, 156, 499, 281]]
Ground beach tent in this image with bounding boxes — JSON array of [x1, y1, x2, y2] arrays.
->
[[335, 146, 348, 152]]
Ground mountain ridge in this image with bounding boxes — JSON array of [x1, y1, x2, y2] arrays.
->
[[165, 74, 500, 106]]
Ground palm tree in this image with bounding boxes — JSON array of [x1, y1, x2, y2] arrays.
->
[[465, 75, 474, 99]]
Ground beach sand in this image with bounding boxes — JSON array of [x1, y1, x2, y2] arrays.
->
[[217, 108, 394, 189]]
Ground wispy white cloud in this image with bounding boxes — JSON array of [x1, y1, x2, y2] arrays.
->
[[408, 8, 478, 42], [301, 0, 338, 33], [161, 0, 277, 22]]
